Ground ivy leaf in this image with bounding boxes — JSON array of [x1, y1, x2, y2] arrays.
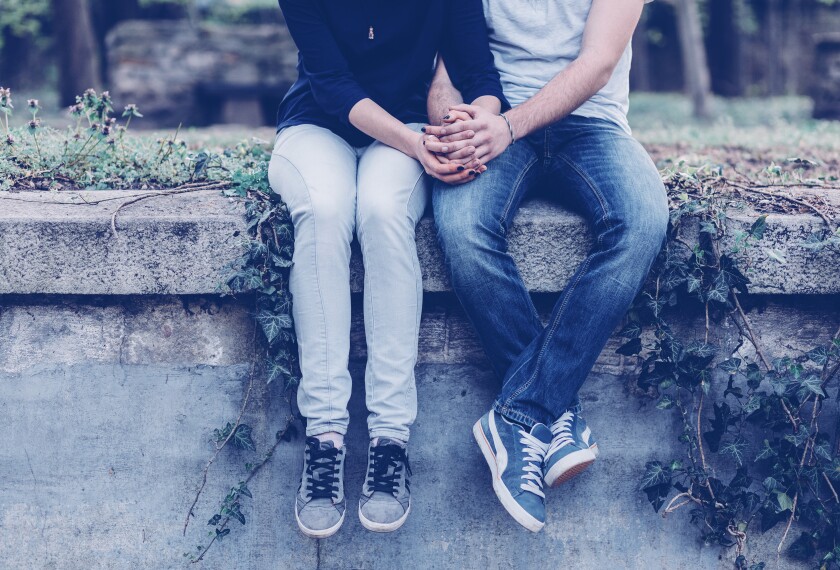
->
[[207, 514, 221, 526], [257, 311, 293, 344], [775, 491, 795, 513], [755, 440, 777, 462], [703, 402, 732, 453], [742, 394, 762, 415], [215, 528, 230, 538], [238, 483, 253, 499], [749, 214, 768, 240], [616, 337, 642, 356], [796, 374, 825, 401], [788, 532, 816, 560], [619, 322, 642, 339], [806, 346, 830, 366], [232, 424, 255, 451], [813, 436, 833, 462], [784, 429, 810, 448], [745, 363, 763, 389], [718, 358, 742, 374], [656, 395, 675, 410], [763, 248, 787, 264], [720, 437, 747, 466], [639, 461, 671, 490], [267, 359, 291, 385]]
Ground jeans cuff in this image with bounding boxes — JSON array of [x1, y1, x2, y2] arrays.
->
[[492, 399, 539, 429], [305, 423, 348, 438], [369, 428, 410, 443]]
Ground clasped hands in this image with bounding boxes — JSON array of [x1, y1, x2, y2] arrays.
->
[[414, 104, 513, 185]]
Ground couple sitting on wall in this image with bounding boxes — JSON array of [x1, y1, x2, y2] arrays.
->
[[268, 0, 668, 537]]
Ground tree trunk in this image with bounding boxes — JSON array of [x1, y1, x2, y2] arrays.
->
[[673, 0, 712, 118], [53, 0, 102, 106], [707, 0, 742, 96], [631, 12, 652, 92]]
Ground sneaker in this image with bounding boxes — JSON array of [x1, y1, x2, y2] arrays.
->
[[358, 438, 412, 532], [472, 410, 552, 533], [295, 437, 346, 538], [543, 409, 599, 488]]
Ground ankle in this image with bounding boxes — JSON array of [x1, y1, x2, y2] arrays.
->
[[315, 431, 345, 448]]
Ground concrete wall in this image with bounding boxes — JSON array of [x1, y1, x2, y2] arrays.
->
[[1, 189, 838, 569]]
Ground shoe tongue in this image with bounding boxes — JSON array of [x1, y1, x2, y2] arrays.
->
[[376, 437, 406, 449], [531, 423, 553, 444], [318, 440, 336, 451]]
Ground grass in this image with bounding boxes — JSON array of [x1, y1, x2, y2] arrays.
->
[[629, 93, 840, 151]]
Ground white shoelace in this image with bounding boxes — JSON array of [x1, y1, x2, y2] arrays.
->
[[547, 411, 576, 455], [518, 430, 550, 498]]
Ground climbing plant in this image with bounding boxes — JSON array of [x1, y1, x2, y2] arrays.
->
[[623, 163, 840, 569]]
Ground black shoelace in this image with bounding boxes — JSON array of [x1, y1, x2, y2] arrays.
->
[[305, 440, 341, 500], [367, 444, 412, 496]]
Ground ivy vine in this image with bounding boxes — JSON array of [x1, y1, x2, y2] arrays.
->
[[625, 164, 840, 569]]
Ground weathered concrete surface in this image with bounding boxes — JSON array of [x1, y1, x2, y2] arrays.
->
[[1, 190, 838, 296], [0, 294, 837, 568]]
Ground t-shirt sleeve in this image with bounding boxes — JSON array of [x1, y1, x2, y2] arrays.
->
[[440, 0, 509, 110], [277, 0, 369, 125]]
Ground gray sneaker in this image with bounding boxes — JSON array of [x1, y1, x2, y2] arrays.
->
[[295, 437, 346, 538], [358, 438, 411, 532]]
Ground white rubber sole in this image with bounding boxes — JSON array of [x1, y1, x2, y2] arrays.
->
[[295, 505, 345, 539], [544, 446, 597, 488], [358, 501, 411, 533], [472, 419, 544, 533]]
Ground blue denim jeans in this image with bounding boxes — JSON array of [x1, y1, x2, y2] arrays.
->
[[433, 114, 669, 428]]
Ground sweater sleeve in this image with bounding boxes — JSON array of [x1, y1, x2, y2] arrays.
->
[[439, 0, 509, 110], [277, 0, 369, 125]]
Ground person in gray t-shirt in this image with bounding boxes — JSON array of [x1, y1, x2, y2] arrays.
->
[[423, 0, 669, 533]]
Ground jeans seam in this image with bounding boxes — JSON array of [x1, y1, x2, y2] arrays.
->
[[501, 151, 614, 417], [273, 152, 335, 427], [499, 154, 539, 230], [403, 171, 426, 423]]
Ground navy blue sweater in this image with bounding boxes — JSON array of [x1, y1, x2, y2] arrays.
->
[[276, 0, 507, 147]]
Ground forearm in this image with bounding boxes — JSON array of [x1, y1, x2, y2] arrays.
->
[[348, 98, 420, 158], [427, 60, 464, 126], [505, 0, 644, 139], [505, 54, 611, 139]]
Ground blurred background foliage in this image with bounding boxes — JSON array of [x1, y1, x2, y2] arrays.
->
[[1, 0, 840, 130]]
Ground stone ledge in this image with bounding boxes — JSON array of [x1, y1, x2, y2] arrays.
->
[[0, 189, 837, 296]]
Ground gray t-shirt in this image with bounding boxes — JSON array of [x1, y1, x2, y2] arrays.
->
[[483, 0, 640, 134]]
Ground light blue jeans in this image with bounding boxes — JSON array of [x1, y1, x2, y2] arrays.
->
[[268, 124, 429, 442]]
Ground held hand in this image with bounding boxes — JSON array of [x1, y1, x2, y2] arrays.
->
[[413, 133, 480, 185], [424, 104, 513, 166]]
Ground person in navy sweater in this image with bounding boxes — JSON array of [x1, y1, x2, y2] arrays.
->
[[269, 0, 505, 538]]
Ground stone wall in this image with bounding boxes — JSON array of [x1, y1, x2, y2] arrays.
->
[[106, 20, 298, 127], [0, 188, 838, 569]]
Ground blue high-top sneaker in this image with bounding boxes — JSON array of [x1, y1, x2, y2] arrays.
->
[[473, 409, 552, 533], [543, 409, 599, 488]]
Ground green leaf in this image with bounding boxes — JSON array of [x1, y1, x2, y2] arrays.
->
[[232, 424, 256, 451], [656, 395, 675, 410], [720, 437, 747, 466], [257, 311, 293, 344], [639, 461, 671, 490], [763, 248, 787, 264], [742, 394, 762, 415], [619, 322, 642, 339], [749, 214, 768, 240], [616, 337, 642, 356], [755, 440, 777, 462], [718, 358, 742, 374], [797, 374, 825, 401], [806, 346, 830, 367], [238, 483, 253, 499], [775, 492, 795, 512]]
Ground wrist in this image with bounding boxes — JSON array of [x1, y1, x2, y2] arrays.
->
[[498, 113, 516, 146]]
